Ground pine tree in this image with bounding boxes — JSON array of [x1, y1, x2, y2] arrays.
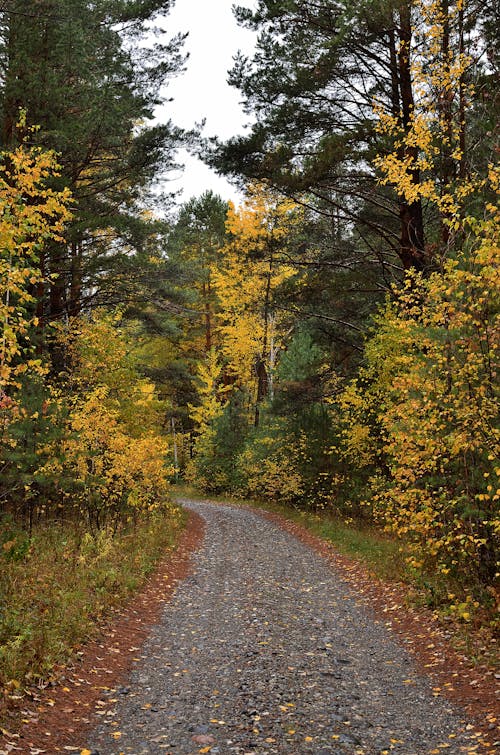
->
[[0, 0, 186, 337], [208, 0, 493, 273]]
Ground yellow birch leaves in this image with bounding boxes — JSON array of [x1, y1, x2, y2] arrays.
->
[[339, 175, 499, 591], [0, 141, 72, 390], [211, 186, 298, 392], [374, 0, 476, 229]]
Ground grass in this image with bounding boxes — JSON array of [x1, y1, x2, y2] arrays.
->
[[309, 517, 404, 579], [0, 506, 185, 695]]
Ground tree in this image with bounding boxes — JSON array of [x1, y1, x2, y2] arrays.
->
[[0, 136, 72, 516], [184, 186, 302, 487], [0, 136, 71, 390], [211, 185, 299, 425], [208, 0, 493, 274], [0, 0, 186, 339], [338, 181, 499, 591], [167, 191, 229, 356], [48, 311, 177, 531], [374, 0, 484, 260], [208, 1, 424, 270]]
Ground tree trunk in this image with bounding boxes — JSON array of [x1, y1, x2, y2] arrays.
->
[[397, 4, 426, 272], [254, 252, 273, 427], [68, 240, 83, 317]]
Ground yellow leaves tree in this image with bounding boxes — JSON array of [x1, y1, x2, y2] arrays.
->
[[0, 138, 72, 392], [0, 137, 72, 517], [188, 348, 231, 431], [54, 311, 176, 529], [186, 184, 302, 491], [211, 184, 299, 424], [335, 2, 500, 603], [63, 387, 173, 530], [339, 170, 499, 594], [374, 0, 476, 258]]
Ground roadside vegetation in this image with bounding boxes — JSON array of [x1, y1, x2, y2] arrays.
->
[[0, 509, 184, 695]]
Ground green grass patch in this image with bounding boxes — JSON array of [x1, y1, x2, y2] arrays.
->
[[0, 506, 185, 693], [307, 516, 404, 581]]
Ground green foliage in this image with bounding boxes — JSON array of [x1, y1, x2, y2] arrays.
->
[[0, 0, 186, 326], [235, 421, 305, 505], [0, 373, 66, 527], [277, 329, 323, 383], [209, 0, 428, 270], [186, 389, 249, 493], [0, 515, 30, 562]]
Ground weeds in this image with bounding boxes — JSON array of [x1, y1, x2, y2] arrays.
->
[[0, 507, 184, 692]]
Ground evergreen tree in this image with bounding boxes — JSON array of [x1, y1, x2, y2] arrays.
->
[[0, 0, 186, 335], [207, 0, 424, 270], [167, 192, 229, 356], [208, 0, 493, 273]]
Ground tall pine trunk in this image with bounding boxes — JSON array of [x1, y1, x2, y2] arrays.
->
[[396, 4, 426, 272]]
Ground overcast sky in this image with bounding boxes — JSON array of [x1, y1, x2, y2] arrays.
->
[[155, 0, 257, 206]]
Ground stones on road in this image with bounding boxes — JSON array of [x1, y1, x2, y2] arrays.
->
[[87, 500, 480, 754]]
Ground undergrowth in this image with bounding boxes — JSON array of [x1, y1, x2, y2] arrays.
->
[[0, 506, 184, 696]]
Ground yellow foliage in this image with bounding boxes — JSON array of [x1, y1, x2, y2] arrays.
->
[[188, 184, 302, 480], [212, 184, 299, 390], [60, 312, 166, 437], [0, 140, 72, 392], [374, 0, 477, 231], [188, 348, 230, 430], [340, 190, 499, 588], [237, 443, 304, 505], [53, 312, 176, 527]]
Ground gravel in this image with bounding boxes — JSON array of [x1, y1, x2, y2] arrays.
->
[[86, 499, 480, 755]]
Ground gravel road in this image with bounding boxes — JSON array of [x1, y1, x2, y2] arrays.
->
[[87, 499, 481, 755]]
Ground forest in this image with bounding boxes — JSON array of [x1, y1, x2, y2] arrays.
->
[[0, 0, 498, 697]]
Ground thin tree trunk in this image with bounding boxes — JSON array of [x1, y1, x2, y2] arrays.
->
[[439, 0, 454, 247], [254, 253, 273, 427], [458, 2, 467, 182], [68, 240, 83, 317], [202, 280, 212, 353]]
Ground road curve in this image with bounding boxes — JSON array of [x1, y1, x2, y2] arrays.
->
[[87, 499, 480, 755]]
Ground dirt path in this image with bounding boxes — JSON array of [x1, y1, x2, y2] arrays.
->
[[84, 499, 489, 755]]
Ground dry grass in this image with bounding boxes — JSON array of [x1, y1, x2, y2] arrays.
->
[[0, 507, 185, 692]]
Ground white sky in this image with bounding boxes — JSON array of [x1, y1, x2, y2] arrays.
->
[[155, 0, 257, 206]]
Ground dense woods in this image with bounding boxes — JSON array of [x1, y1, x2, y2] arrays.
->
[[0, 0, 498, 691]]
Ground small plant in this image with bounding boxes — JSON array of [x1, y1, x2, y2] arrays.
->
[[0, 516, 31, 562]]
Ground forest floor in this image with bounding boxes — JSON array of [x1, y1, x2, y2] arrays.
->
[[1, 498, 498, 755]]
